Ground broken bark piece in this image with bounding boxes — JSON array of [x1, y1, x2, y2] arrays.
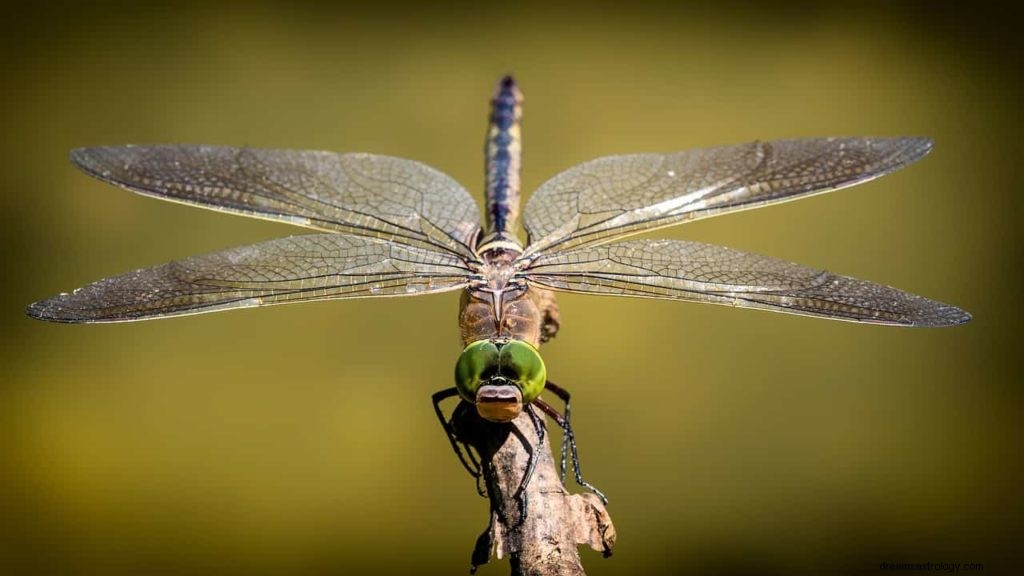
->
[[452, 407, 616, 575]]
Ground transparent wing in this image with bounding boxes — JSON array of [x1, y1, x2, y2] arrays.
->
[[522, 137, 932, 256], [522, 238, 970, 327], [71, 146, 481, 260], [26, 233, 471, 323]]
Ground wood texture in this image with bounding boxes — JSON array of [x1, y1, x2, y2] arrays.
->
[[452, 407, 616, 575]]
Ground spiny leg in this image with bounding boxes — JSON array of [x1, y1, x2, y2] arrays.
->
[[543, 380, 573, 480], [543, 380, 581, 481], [534, 398, 606, 504], [431, 388, 486, 496], [536, 385, 609, 505], [510, 404, 546, 526]]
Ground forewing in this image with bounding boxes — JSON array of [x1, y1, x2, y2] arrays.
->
[[26, 233, 471, 323], [522, 137, 932, 256], [523, 238, 970, 327], [71, 146, 481, 260]]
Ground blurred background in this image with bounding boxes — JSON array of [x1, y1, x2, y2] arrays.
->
[[2, 2, 1020, 575]]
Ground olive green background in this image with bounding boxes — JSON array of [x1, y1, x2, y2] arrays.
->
[[2, 2, 1020, 575]]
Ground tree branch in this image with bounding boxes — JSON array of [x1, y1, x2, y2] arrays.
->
[[452, 407, 616, 575]]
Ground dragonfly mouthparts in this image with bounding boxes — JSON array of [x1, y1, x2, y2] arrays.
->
[[475, 382, 523, 423]]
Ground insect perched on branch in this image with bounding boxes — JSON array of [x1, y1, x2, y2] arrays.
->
[[27, 76, 970, 524]]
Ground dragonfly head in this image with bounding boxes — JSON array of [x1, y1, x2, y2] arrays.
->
[[454, 339, 546, 423]]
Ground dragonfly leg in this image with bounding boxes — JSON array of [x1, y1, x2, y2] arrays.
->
[[432, 388, 486, 496], [537, 382, 609, 505], [540, 381, 573, 479], [542, 381, 572, 480], [511, 404, 546, 526], [533, 399, 568, 480]]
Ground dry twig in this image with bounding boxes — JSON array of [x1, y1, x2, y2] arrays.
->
[[451, 408, 616, 575]]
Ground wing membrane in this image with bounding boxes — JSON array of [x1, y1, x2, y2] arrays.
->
[[522, 137, 931, 256], [523, 239, 970, 327], [26, 233, 471, 323], [71, 146, 481, 260]]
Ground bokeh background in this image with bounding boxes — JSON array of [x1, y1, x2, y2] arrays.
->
[[2, 2, 1020, 575]]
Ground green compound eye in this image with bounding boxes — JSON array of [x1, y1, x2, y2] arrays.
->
[[454, 340, 500, 402], [498, 340, 546, 404]]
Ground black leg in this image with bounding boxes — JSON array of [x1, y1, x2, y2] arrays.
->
[[536, 386, 609, 505], [510, 404, 546, 526], [432, 388, 485, 495], [543, 381, 573, 480]]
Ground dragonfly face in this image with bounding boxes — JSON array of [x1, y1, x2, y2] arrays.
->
[[454, 339, 546, 422]]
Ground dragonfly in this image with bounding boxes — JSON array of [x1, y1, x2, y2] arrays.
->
[[27, 76, 971, 515]]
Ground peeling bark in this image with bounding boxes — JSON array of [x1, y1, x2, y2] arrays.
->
[[452, 407, 616, 575]]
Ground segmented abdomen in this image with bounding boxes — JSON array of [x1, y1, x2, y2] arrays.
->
[[483, 76, 523, 242]]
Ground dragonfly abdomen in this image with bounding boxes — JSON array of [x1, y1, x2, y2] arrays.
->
[[481, 75, 523, 246]]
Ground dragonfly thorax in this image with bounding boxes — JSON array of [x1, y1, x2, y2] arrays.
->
[[461, 259, 537, 342]]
